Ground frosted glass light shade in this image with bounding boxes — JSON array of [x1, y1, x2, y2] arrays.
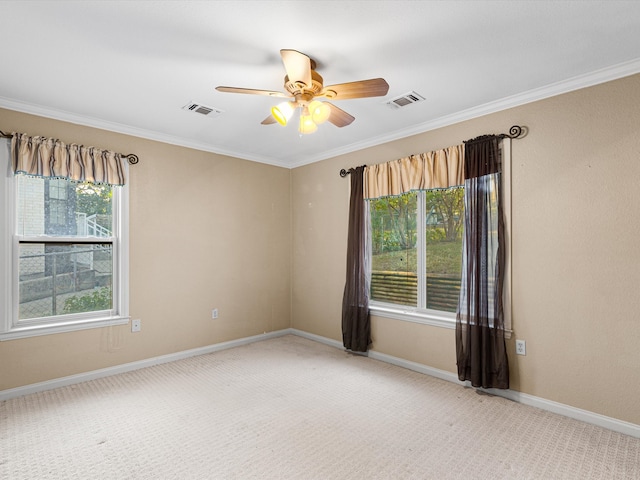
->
[[299, 114, 318, 134], [271, 102, 295, 126], [308, 100, 331, 124]]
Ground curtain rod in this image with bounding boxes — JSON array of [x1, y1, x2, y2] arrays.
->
[[464, 125, 526, 145], [339, 125, 526, 177], [0, 129, 139, 165]]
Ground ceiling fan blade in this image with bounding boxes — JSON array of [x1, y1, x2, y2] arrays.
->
[[280, 49, 312, 89], [321, 78, 389, 100], [216, 86, 289, 98], [325, 102, 355, 127], [261, 114, 277, 125]]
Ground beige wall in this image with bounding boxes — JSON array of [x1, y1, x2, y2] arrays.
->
[[2, 74, 639, 427], [292, 74, 640, 426], [0, 108, 291, 390]]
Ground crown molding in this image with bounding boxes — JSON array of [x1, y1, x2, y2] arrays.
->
[[289, 57, 640, 168], [0, 97, 291, 168], [2, 57, 639, 170]]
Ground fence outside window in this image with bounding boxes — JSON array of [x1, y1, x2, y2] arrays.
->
[[18, 244, 113, 319]]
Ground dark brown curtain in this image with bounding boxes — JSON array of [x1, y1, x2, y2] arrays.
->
[[456, 135, 509, 389], [342, 166, 371, 352]]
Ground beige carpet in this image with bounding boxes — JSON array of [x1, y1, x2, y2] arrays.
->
[[1, 334, 639, 479]]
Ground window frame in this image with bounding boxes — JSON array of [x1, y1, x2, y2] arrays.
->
[[368, 140, 512, 336], [0, 139, 129, 341]]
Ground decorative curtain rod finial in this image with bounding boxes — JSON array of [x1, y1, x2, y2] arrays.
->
[[499, 125, 526, 140], [464, 125, 527, 145], [340, 166, 366, 177], [122, 153, 139, 165]]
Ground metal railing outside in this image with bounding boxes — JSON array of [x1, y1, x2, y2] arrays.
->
[[19, 245, 112, 319]]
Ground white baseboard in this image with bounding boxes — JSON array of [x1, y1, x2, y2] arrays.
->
[[290, 329, 344, 349], [289, 329, 640, 439], [3, 327, 638, 439], [0, 329, 292, 402]]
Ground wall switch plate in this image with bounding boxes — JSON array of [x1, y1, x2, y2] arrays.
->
[[212, 308, 219, 319], [515, 339, 526, 355], [131, 319, 141, 333]]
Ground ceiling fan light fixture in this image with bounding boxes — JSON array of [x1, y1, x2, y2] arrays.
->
[[216, 49, 388, 135], [271, 101, 295, 126], [308, 100, 331, 124], [299, 113, 318, 134]]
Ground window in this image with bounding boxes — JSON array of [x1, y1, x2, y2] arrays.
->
[[367, 141, 512, 332], [0, 139, 129, 340], [369, 187, 464, 319]]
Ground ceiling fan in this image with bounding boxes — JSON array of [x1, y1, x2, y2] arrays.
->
[[216, 49, 389, 134]]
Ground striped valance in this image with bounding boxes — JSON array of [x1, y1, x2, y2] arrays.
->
[[10, 132, 127, 186], [364, 144, 464, 199]]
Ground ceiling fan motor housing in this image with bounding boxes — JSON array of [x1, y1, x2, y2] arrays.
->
[[284, 70, 327, 102]]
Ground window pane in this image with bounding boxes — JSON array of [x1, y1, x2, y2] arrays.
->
[[370, 192, 418, 306], [16, 176, 113, 237], [18, 243, 113, 320], [425, 188, 464, 312]]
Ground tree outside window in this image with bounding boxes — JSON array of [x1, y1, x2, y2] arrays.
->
[[369, 187, 464, 312]]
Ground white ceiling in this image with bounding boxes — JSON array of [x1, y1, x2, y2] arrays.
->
[[1, 1, 640, 168]]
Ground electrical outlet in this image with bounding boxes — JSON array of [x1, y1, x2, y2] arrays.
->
[[212, 308, 219, 319], [515, 339, 526, 356], [131, 319, 141, 333]]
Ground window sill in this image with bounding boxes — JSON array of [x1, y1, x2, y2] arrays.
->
[[369, 303, 512, 339], [0, 315, 130, 341], [370, 303, 457, 329]]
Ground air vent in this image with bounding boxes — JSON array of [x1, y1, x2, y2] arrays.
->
[[182, 102, 223, 118], [385, 91, 425, 109]]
